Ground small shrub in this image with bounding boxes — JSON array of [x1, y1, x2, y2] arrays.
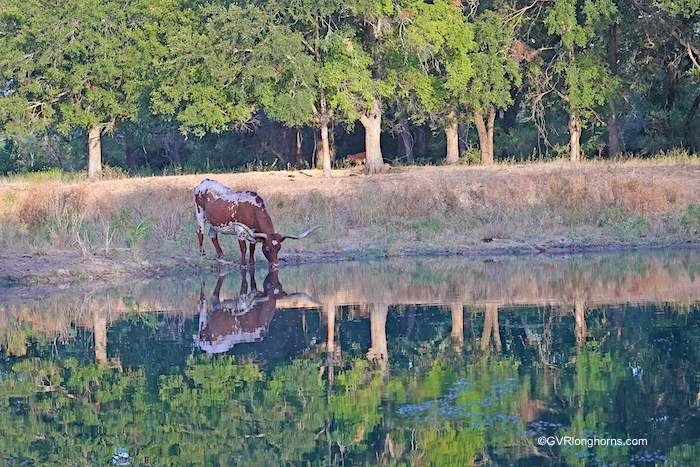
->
[[411, 218, 442, 231], [598, 206, 628, 227], [681, 205, 700, 236], [111, 208, 160, 254], [459, 143, 482, 165], [9, 168, 70, 183], [609, 215, 652, 241]]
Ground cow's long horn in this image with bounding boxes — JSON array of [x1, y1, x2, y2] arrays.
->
[[281, 225, 323, 240], [284, 292, 322, 306], [232, 222, 267, 243]]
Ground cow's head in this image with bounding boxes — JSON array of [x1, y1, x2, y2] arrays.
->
[[260, 234, 284, 268], [234, 223, 322, 268]]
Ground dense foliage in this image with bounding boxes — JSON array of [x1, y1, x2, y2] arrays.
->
[[1, 0, 699, 176]]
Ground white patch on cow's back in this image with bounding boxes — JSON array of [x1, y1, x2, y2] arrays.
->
[[195, 179, 263, 208]]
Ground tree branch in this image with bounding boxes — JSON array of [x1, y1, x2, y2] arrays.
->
[[629, 0, 700, 70]]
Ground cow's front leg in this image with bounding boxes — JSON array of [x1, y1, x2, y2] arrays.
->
[[239, 269, 249, 295], [248, 242, 256, 266], [209, 227, 224, 257], [238, 239, 248, 267]]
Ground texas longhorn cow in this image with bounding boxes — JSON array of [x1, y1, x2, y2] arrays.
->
[[194, 179, 321, 267]]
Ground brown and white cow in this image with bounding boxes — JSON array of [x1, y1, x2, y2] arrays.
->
[[194, 179, 321, 267]]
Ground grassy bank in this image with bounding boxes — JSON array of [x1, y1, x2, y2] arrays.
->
[[2, 160, 700, 285]]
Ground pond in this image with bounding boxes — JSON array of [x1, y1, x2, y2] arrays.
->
[[2, 248, 700, 466]]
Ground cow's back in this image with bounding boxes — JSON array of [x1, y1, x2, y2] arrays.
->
[[195, 179, 266, 229]]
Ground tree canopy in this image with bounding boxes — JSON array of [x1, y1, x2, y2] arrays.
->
[[1, 0, 700, 176], [0, 0, 153, 178]]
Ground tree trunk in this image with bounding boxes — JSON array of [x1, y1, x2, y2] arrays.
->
[[417, 125, 426, 158], [324, 301, 337, 364], [474, 107, 496, 165], [487, 107, 496, 162], [569, 112, 582, 161], [481, 303, 502, 354], [320, 122, 331, 177], [444, 112, 459, 164], [88, 124, 102, 180], [684, 92, 700, 152], [359, 100, 385, 174], [607, 22, 620, 158], [574, 299, 586, 346], [458, 123, 467, 158], [93, 309, 107, 364], [156, 128, 184, 166], [367, 304, 388, 375], [474, 112, 488, 164], [284, 126, 300, 168], [451, 303, 464, 343], [402, 121, 413, 163], [296, 129, 303, 167], [319, 94, 332, 177]]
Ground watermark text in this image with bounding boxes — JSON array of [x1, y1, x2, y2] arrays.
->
[[537, 436, 647, 448]]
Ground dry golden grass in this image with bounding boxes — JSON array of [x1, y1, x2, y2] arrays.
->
[[2, 160, 700, 266]]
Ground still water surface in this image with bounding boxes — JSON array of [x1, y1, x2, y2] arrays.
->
[[3, 249, 700, 465]]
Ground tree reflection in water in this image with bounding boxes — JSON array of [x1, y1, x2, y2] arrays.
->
[[2, 250, 700, 465]]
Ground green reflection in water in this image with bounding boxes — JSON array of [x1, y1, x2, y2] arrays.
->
[[2, 249, 700, 465]]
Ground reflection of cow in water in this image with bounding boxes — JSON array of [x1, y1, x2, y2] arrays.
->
[[198, 269, 318, 354]]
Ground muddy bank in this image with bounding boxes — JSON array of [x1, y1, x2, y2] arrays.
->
[[4, 239, 700, 303]]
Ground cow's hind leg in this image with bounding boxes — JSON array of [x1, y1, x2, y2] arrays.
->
[[197, 229, 205, 255], [195, 205, 206, 255], [209, 226, 224, 257]]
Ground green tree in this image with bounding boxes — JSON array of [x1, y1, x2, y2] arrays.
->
[[543, 0, 618, 161], [258, 0, 369, 177], [149, 2, 261, 137], [152, 0, 350, 175], [467, 7, 522, 165], [631, 0, 700, 152], [322, 0, 400, 174], [0, 0, 150, 179], [396, 0, 476, 164]]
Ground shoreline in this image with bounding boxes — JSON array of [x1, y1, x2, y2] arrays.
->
[[4, 239, 700, 302], [4, 160, 700, 298]]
